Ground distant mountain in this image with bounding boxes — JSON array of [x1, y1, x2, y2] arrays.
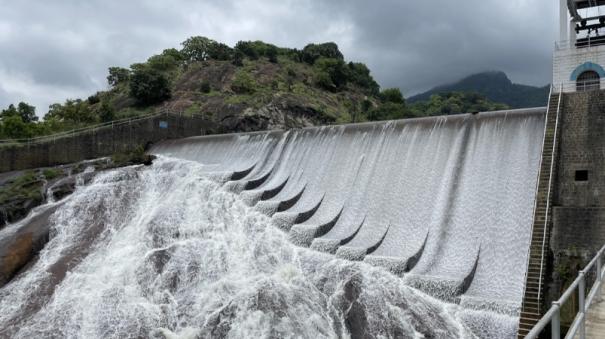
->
[[407, 71, 550, 109]]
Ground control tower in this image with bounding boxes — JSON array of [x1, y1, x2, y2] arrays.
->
[[554, 0, 605, 92]]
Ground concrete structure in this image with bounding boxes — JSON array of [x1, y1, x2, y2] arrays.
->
[[554, 0, 605, 93], [0, 113, 218, 173], [583, 283, 605, 338], [518, 2, 605, 337]]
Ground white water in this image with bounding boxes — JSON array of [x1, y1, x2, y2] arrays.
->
[[0, 109, 545, 338]]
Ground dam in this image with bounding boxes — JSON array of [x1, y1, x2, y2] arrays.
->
[[153, 108, 546, 313], [0, 108, 546, 338]]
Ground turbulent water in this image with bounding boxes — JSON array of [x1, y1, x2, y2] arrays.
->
[[0, 109, 545, 338]]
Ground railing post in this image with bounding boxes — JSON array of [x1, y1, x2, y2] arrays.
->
[[598, 253, 603, 302], [552, 301, 561, 339], [579, 270, 586, 339]]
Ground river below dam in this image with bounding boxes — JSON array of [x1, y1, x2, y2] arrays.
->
[[0, 109, 545, 338]]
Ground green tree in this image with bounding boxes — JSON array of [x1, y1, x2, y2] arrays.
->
[[129, 65, 171, 105], [234, 41, 259, 60], [2, 115, 32, 139], [17, 102, 37, 123], [107, 67, 130, 87], [182, 37, 233, 62], [147, 53, 180, 71], [313, 58, 348, 91], [45, 100, 96, 123], [408, 92, 509, 117], [266, 45, 278, 63], [232, 49, 245, 66], [368, 102, 409, 121], [1, 102, 37, 123], [0, 104, 18, 120], [161, 48, 185, 62], [98, 100, 115, 122], [379, 88, 405, 105], [348, 62, 379, 95], [207, 42, 233, 60], [302, 42, 344, 64]]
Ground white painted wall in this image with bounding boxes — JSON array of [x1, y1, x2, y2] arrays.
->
[[553, 46, 605, 92]]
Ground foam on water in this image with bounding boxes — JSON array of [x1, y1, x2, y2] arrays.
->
[[1, 158, 485, 338], [0, 109, 545, 338]]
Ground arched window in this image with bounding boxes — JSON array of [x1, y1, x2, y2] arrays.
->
[[577, 70, 600, 92]]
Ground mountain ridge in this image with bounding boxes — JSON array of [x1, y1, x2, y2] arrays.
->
[[407, 71, 550, 109]]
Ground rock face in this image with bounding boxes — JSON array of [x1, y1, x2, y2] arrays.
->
[[0, 156, 156, 288], [0, 204, 59, 287]]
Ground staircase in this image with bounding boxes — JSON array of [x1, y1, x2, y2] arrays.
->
[[517, 90, 562, 338]]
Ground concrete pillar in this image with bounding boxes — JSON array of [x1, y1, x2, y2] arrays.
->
[[561, 0, 569, 42], [570, 20, 577, 46]]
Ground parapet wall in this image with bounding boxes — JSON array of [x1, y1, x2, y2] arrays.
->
[[547, 89, 605, 326], [0, 113, 218, 173]]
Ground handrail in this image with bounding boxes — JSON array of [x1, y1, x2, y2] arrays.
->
[[525, 243, 605, 339], [0, 110, 206, 146], [0, 112, 165, 144], [519, 84, 554, 315], [537, 84, 563, 307], [553, 80, 605, 93]]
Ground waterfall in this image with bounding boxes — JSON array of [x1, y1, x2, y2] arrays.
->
[[0, 108, 545, 338]]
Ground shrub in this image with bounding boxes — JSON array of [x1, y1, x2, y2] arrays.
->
[[368, 102, 409, 121], [231, 70, 256, 94], [200, 82, 211, 93], [42, 168, 61, 180]]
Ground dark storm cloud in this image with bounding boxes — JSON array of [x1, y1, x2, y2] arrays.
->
[[0, 0, 556, 114]]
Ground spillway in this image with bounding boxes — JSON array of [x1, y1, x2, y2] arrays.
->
[[0, 108, 545, 338]]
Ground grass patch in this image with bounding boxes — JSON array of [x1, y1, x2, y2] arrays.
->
[[42, 168, 62, 180], [0, 171, 44, 205]]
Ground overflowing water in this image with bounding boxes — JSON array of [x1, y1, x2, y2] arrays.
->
[[0, 109, 545, 338]]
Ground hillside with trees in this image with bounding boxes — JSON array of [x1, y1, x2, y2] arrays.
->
[[0, 37, 509, 140], [408, 71, 549, 109]]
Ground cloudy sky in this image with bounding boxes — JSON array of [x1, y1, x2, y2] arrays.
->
[[0, 0, 556, 115]]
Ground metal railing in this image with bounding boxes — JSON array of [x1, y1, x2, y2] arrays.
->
[[519, 84, 554, 316], [0, 110, 208, 146], [552, 80, 605, 93], [555, 38, 605, 51], [0, 112, 165, 145], [525, 244, 605, 339], [537, 84, 563, 307]]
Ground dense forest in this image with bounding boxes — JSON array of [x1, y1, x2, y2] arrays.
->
[[0, 37, 508, 140]]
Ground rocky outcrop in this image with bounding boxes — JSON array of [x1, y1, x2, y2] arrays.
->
[[0, 204, 59, 287], [0, 155, 156, 288]]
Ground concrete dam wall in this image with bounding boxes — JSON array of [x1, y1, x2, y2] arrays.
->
[[152, 109, 546, 327], [0, 108, 546, 339], [0, 113, 217, 173]]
